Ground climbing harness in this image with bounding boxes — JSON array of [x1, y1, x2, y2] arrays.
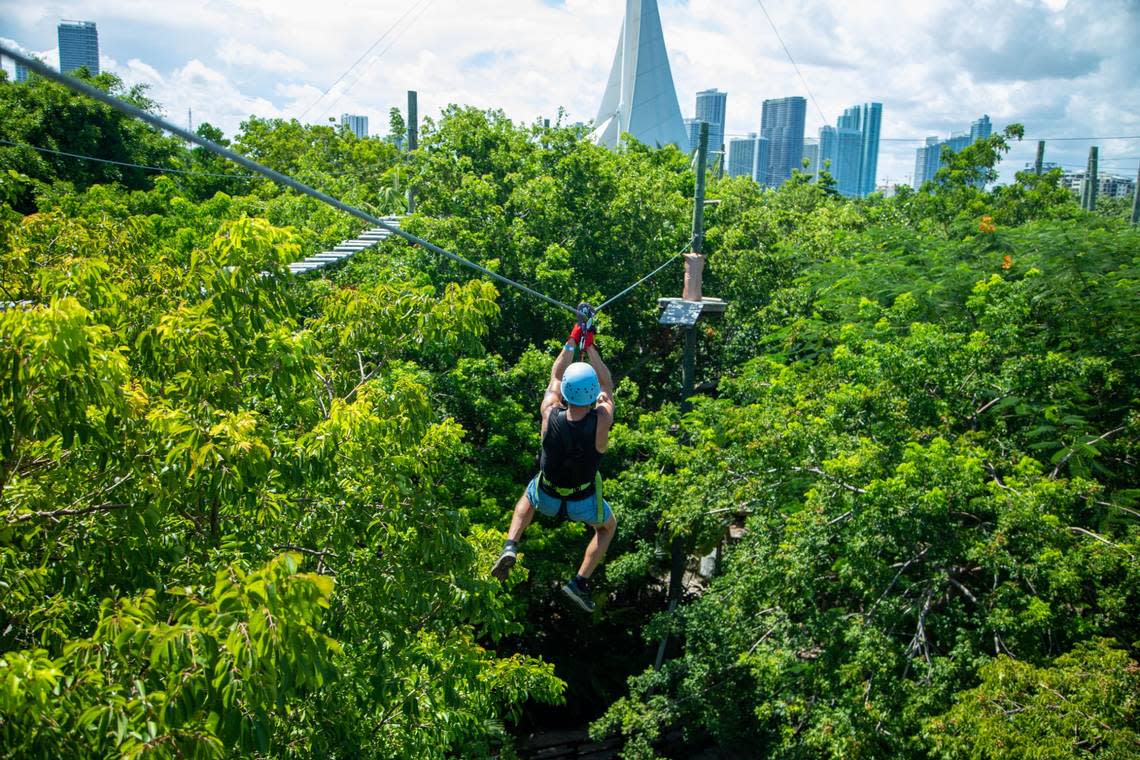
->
[[538, 471, 605, 526]]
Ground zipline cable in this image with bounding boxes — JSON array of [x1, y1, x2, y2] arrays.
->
[[596, 240, 692, 313], [754, 0, 829, 126], [0, 44, 580, 316], [6, 126, 696, 313], [0, 138, 250, 179]]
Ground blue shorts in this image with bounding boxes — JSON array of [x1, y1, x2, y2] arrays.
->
[[526, 474, 614, 527]]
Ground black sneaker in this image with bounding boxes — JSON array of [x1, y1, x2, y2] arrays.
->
[[560, 578, 595, 612], [491, 547, 517, 581]]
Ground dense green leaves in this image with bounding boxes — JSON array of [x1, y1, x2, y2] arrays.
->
[[1, 72, 1136, 758]]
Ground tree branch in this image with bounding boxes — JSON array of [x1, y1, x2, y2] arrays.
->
[[1096, 500, 1140, 520], [947, 576, 978, 604], [7, 502, 132, 525], [791, 466, 867, 494], [1050, 427, 1125, 479], [1067, 526, 1135, 560]]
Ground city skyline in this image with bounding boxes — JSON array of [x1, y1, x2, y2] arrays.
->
[[1, 1, 1137, 186]]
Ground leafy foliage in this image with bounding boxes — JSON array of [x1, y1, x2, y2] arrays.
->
[[1, 73, 1137, 759]]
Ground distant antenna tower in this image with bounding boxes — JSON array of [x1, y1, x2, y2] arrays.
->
[[188, 107, 193, 133]]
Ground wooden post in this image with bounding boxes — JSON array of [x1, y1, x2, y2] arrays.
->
[[406, 90, 418, 214], [1034, 140, 1045, 175], [656, 121, 709, 672]]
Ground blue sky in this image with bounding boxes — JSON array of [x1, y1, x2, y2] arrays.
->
[[2, 0, 1138, 186]]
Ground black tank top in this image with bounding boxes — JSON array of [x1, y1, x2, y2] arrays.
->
[[540, 408, 602, 489]]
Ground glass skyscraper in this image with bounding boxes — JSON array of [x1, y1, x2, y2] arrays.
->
[[913, 114, 993, 187], [340, 114, 369, 139], [802, 142, 819, 177], [759, 96, 806, 188], [818, 125, 837, 175], [684, 117, 702, 156], [834, 128, 863, 197], [858, 103, 882, 195], [694, 89, 727, 159], [58, 20, 99, 75], [830, 103, 882, 196], [913, 136, 943, 187], [970, 115, 992, 143], [728, 134, 768, 184], [728, 134, 756, 179]]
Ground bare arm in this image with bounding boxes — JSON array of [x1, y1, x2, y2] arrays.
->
[[586, 344, 615, 452], [585, 344, 614, 396], [540, 343, 575, 437]]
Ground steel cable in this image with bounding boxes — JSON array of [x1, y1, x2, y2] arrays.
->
[[0, 138, 250, 179], [596, 240, 692, 313], [2, 44, 579, 316]]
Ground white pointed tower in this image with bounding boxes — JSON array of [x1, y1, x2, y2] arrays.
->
[[593, 0, 688, 149]]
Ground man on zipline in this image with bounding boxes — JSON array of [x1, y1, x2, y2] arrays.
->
[[491, 315, 617, 612]]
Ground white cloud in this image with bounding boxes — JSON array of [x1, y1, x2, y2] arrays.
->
[[216, 39, 305, 74]]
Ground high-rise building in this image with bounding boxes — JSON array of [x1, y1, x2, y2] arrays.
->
[[834, 128, 864, 197], [837, 106, 861, 131], [728, 134, 757, 179], [340, 113, 368, 139], [913, 136, 943, 187], [15, 62, 29, 82], [58, 20, 99, 75], [857, 103, 882, 195], [946, 131, 971, 153], [753, 136, 770, 185], [594, 0, 688, 149], [802, 142, 820, 177], [912, 115, 994, 188], [759, 96, 806, 188], [695, 88, 727, 159], [684, 118, 702, 156], [970, 115, 992, 144], [830, 102, 882, 196], [818, 125, 837, 175], [728, 133, 769, 184]]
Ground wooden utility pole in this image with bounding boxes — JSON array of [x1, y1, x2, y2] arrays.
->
[[406, 90, 418, 214], [1034, 140, 1045, 175], [655, 121, 726, 670], [1131, 163, 1139, 226]]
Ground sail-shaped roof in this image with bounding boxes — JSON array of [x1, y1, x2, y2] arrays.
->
[[594, 0, 688, 149]]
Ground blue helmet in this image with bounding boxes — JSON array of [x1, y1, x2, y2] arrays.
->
[[561, 362, 601, 407]]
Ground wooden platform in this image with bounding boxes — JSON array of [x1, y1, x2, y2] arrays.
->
[[657, 296, 727, 313]]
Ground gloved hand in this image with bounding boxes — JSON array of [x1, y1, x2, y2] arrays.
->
[[569, 321, 596, 352]]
